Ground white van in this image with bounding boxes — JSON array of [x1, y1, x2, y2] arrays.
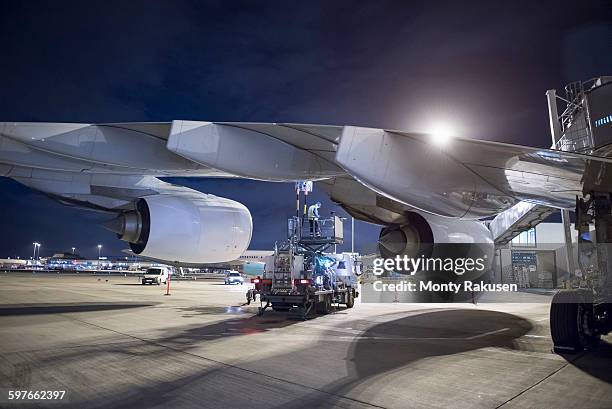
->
[[141, 266, 170, 285]]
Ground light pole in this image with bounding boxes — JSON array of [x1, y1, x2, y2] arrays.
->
[[97, 244, 102, 270], [351, 217, 355, 254], [32, 242, 40, 263]]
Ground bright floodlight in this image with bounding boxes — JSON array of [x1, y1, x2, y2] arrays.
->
[[428, 123, 455, 146]]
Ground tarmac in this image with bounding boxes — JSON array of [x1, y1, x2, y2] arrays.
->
[[0, 273, 611, 408]]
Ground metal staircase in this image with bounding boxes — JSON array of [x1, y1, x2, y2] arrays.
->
[[489, 201, 557, 246]]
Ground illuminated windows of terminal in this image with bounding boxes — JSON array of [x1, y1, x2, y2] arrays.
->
[[511, 227, 536, 247]]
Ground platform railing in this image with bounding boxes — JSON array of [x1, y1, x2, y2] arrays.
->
[[288, 216, 343, 243]]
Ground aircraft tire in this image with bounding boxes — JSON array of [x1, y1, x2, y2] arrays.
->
[[551, 289, 599, 353]]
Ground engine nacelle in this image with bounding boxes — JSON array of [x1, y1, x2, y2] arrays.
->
[[378, 211, 494, 274], [108, 194, 252, 264]]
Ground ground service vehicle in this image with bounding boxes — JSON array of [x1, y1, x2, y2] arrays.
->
[[248, 215, 358, 319], [141, 266, 169, 285], [224, 270, 244, 285]]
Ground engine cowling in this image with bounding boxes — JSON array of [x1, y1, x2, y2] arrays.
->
[[107, 194, 252, 264], [378, 211, 494, 274], [373, 211, 495, 302]]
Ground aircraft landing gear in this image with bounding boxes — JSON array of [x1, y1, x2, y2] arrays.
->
[[551, 289, 599, 353], [551, 193, 612, 353]]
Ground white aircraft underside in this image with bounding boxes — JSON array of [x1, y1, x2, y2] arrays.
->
[[2, 121, 611, 264]]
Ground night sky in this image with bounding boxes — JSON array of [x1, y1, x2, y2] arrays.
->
[[0, 1, 610, 259]]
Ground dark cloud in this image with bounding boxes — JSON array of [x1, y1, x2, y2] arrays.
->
[[0, 0, 610, 258]]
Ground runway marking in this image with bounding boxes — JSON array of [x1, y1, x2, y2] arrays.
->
[[478, 347, 563, 361], [299, 323, 364, 335], [332, 327, 511, 342], [295, 318, 513, 342], [339, 335, 455, 341], [465, 327, 509, 339], [523, 334, 550, 339]]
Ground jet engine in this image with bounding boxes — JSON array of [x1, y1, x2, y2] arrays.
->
[[378, 211, 494, 276], [105, 194, 252, 264], [378, 212, 493, 258]]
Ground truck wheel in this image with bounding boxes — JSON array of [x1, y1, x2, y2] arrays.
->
[[317, 294, 332, 314], [346, 290, 355, 308], [551, 289, 599, 353]]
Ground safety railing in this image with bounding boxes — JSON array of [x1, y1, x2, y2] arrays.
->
[[287, 216, 343, 243]]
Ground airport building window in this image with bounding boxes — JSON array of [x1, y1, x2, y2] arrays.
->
[[511, 227, 536, 247]]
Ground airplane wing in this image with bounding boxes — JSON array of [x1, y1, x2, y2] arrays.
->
[[3, 120, 611, 218], [334, 127, 612, 218], [165, 121, 612, 218], [3, 120, 611, 263]]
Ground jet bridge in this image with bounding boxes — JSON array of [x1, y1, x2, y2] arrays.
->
[[543, 76, 612, 353], [489, 77, 612, 249], [484, 76, 612, 353], [489, 202, 557, 246]]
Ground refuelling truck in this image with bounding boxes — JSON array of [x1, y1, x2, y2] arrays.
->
[[247, 216, 359, 319]]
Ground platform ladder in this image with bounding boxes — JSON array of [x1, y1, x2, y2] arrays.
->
[[271, 248, 295, 294]]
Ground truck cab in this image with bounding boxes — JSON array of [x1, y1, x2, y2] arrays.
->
[[141, 266, 169, 285]]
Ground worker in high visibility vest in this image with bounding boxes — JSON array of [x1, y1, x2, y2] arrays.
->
[[308, 202, 322, 236]]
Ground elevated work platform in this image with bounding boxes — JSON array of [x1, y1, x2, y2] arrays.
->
[[288, 216, 344, 247]]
